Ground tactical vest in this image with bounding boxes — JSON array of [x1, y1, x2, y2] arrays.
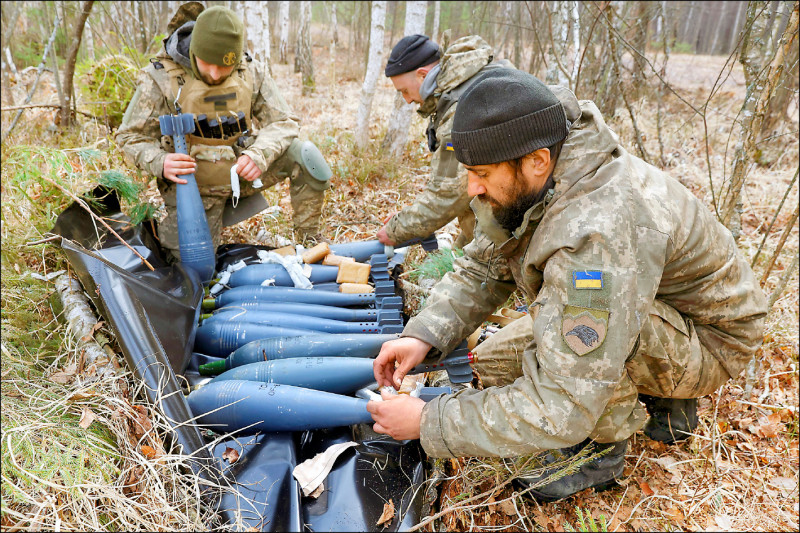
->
[[151, 57, 254, 189], [426, 59, 513, 152]]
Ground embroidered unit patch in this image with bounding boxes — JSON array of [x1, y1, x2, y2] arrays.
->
[[562, 305, 609, 356], [445, 142, 455, 151], [573, 270, 603, 289]]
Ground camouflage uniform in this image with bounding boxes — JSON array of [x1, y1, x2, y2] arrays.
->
[[385, 35, 510, 249], [116, 23, 324, 258], [403, 87, 768, 458]]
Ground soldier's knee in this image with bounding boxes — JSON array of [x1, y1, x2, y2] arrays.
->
[[287, 139, 332, 191]]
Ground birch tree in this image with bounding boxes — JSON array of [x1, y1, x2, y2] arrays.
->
[[720, 1, 799, 240], [355, 1, 387, 148], [381, 0, 427, 158], [297, 0, 315, 94], [545, 1, 570, 87], [431, 1, 440, 43], [246, 1, 271, 64], [279, 0, 290, 64]]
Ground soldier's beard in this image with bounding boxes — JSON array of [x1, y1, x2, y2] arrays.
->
[[491, 173, 554, 233]]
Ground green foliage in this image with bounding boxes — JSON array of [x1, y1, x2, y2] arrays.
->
[[409, 247, 464, 283], [672, 41, 695, 54], [564, 507, 609, 532], [76, 54, 139, 129]]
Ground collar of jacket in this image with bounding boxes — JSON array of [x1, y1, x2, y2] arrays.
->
[[470, 189, 554, 257]]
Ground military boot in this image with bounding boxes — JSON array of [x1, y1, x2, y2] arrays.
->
[[639, 394, 698, 444], [514, 438, 627, 502]]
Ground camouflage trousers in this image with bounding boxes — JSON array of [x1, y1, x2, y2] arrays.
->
[[471, 299, 732, 444], [157, 150, 325, 261]]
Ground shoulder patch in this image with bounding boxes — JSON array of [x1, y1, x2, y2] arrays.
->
[[573, 270, 603, 289], [562, 305, 608, 356]]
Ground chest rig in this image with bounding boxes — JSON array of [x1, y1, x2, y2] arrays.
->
[[161, 58, 254, 190]]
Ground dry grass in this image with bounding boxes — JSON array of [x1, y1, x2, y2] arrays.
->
[[1, 33, 797, 532]]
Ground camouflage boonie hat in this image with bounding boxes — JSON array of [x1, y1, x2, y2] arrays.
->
[[166, 1, 204, 36]]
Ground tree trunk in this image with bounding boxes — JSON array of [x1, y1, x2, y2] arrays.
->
[[298, 0, 315, 95], [279, 1, 290, 64], [58, 0, 94, 129], [331, 1, 339, 45], [720, 1, 798, 239], [728, 1, 747, 52], [570, 0, 581, 83], [247, 1, 271, 64], [380, 0, 427, 158], [355, 1, 387, 148], [545, 1, 569, 86], [432, 1, 440, 42]]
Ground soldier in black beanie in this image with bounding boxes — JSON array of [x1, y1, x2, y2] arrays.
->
[[369, 67, 767, 504], [376, 33, 514, 250]]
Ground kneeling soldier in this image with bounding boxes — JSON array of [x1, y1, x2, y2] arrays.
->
[[368, 69, 768, 502], [117, 4, 331, 259]]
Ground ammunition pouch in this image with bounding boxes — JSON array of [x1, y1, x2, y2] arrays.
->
[[287, 139, 332, 191]]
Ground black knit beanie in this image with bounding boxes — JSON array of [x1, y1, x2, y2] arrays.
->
[[385, 34, 441, 77], [451, 69, 569, 166]]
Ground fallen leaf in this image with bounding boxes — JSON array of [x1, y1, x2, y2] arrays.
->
[[222, 447, 240, 464], [638, 479, 655, 496], [497, 498, 517, 516], [80, 321, 104, 343], [665, 505, 684, 522], [769, 476, 798, 497], [650, 456, 679, 472], [123, 465, 145, 496], [49, 363, 78, 384], [67, 388, 97, 401], [376, 499, 395, 527], [309, 483, 324, 498], [78, 407, 96, 429], [714, 514, 733, 531], [748, 414, 782, 438], [140, 445, 157, 459]]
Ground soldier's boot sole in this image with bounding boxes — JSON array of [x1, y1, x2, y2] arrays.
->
[[639, 395, 698, 444], [515, 439, 627, 503]]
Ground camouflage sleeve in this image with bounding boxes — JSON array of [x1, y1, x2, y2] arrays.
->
[[242, 61, 300, 172], [402, 228, 516, 354], [385, 106, 471, 244], [115, 71, 170, 179], [420, 207, 649, 458]]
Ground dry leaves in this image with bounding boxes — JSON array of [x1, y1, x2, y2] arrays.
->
[[140, 445, 157, 459], [376, 498, 395, 527], [638, 478, 655, 496], [222, 447, 240, 464], [747, 412, 784, 438], [49, 363, 77, 384], [78, 407, 96, 429]]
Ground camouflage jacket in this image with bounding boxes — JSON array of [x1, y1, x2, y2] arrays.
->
[[404, 88, 768, 458], [385, 35, 496, 245], [115, 26, 299, 182]]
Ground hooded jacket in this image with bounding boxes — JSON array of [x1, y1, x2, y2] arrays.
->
[[116, 22, 299, 185], [403, 88, 768, 458], [384, 35, 500, 246]]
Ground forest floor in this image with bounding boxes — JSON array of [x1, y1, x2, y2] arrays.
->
[[1, 42, 798, 532]]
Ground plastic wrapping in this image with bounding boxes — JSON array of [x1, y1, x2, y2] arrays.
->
[[51, 188, 425, 531]]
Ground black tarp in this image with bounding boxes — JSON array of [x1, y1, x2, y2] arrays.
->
[[51, 187, 426, 531]]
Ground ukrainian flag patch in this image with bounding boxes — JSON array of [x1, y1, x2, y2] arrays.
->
[[445, 142, 454, 151], [573, 270, 603, 290]]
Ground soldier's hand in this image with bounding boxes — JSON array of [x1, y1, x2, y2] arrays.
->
[[374, 337, 431, 389], [376, 226, 396, 246], [367, 392, 424, 440], [163, 153, 196, 184], [235, 154, 262, 182]]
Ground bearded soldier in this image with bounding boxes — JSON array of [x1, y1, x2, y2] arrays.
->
[[368, 69, 768, 502], [117, 3, 330, 260], [377, 33, 512, 249]]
